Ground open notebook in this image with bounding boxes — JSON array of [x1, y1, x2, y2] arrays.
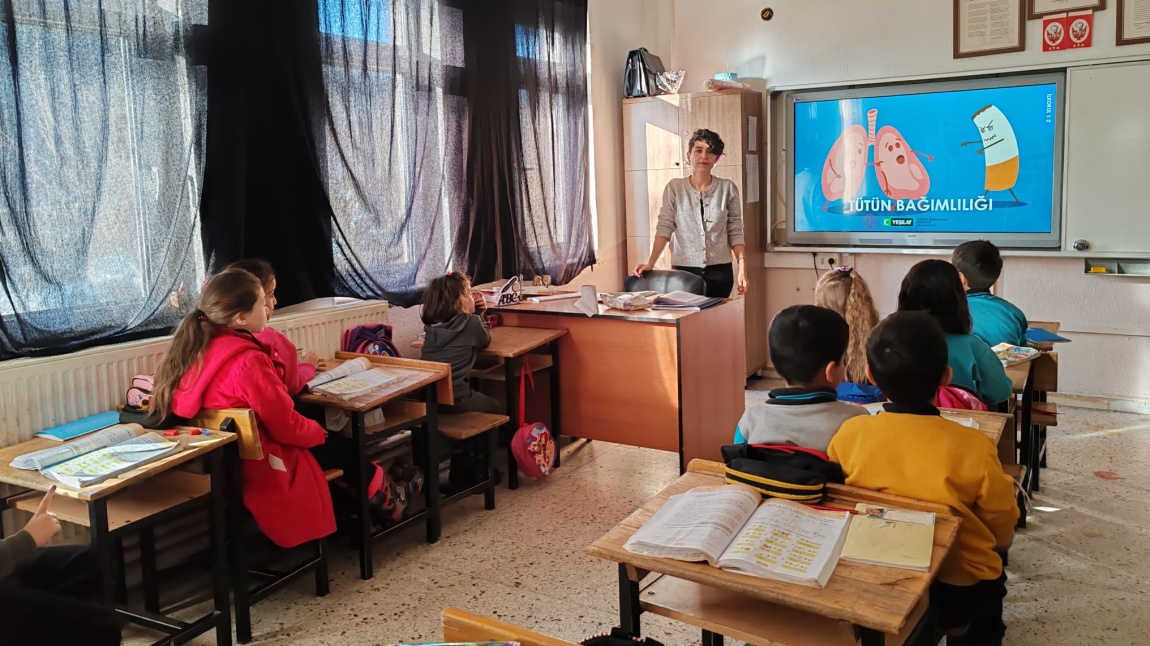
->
[[624, 485, 851, 588], [307, 357, 404, 399]]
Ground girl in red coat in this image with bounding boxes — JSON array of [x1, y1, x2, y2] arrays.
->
[[150, 268, 336, 548], [225, 258, 319, 395]]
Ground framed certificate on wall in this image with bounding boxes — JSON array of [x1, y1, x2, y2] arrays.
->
[[1029, 0, 1105, 19], [954, 0, 1026, 58], [1118, 0, 1150, 44]]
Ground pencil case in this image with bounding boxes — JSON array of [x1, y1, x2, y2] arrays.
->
[[720, 444, 844, 503]]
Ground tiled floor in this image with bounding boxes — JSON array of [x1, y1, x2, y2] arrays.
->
[[125, 383, 1150, 645]]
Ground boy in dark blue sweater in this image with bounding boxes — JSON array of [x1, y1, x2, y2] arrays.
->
[[952, 240, 1028, 347]]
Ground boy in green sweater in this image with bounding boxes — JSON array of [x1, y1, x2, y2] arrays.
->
[[0, 486, 121, 645], [952, 240, 1028, 347]]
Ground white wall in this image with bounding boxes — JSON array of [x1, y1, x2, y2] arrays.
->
[[586, 0, 1150, 401]]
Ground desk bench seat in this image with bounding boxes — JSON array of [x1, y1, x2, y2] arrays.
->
[[439, 412, 508, 511]]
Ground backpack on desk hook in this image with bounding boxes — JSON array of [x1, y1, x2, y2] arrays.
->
[[341, 323, 401, 358], [510, 365, 555, 479]]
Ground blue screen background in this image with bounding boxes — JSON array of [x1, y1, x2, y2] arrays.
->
[[793, 83, 1058, 234]]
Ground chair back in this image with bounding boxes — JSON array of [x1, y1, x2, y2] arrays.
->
[[624, 269, 705, 295], [441, 608, 577, 646], [192, 408, 263, 460]]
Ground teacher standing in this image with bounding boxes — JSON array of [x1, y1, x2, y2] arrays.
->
[[633, 129, 747, 297]]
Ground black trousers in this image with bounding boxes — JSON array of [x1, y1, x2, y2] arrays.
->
[[931, 571, 1008, 646], [0, 544, 121, 646], [673, 263, 734, 298]]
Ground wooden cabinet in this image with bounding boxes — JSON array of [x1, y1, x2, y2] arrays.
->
[[622, 89, 768, 378]]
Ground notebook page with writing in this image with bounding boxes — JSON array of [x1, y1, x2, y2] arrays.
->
[[307, 356, 371, 389]]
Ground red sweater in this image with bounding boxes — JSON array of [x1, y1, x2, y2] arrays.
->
[[256, 326, 317, 395], [170, 328, 335, 547]]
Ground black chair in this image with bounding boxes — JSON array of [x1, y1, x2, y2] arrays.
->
[[624, 269, 705, 295]]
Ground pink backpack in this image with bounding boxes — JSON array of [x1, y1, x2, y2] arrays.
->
[[934, 385, 989, 411], [125, 375, 154, 409], [510, 366, 555, 479]]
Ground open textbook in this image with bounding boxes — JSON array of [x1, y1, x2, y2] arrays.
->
[[11, 424, 145, 471], [41, 432, 183, 489], [306, 357, 403, 399], [623, 485, 851, 588]]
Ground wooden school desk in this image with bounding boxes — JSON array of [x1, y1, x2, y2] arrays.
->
[[588, 460, 961, 646], [299, 354, 452, 580], [0, 429, 239, 646], [491, 298, 747, 472], [942, 408, 1013, 463], [1004, 357, 1039, 498], [410, 325, 566, 489]]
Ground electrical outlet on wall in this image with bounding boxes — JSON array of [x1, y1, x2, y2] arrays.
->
[[815, 253, 854, 270]]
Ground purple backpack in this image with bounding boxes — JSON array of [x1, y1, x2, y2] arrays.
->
[[341, 324, 401, 358]]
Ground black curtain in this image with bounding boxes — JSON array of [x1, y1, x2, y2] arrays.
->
[[462, 0, 594, 285], [199, 0, 335, 306], [0, 0, 207, 359]]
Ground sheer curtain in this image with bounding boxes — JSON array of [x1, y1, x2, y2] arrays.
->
[[463, 0, 593, 285], [319, 0, 468, 307], [0, 0, 207, 359]]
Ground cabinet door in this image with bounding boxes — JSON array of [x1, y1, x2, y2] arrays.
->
[[623, 95, 686, 172], [681, 93, 744, 169], [625, 168, 686, 239]]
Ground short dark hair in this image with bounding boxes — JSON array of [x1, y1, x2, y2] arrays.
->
[[769, 305, 849, 385], [951, 240, 1003, 291], [897, 260, 972, 335], [420, 271, 471, 325], [867, 312, 949, 405], [224, 258, 275, 290], [687, 129, 725, 157]]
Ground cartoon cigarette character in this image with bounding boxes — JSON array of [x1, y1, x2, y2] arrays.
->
[[962, 104, 1020, 202]]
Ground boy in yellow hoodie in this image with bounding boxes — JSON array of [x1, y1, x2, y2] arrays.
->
[[828, 312, 1017, 646]]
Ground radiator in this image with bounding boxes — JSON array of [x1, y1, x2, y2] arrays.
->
[[0, 298, 390, 447]]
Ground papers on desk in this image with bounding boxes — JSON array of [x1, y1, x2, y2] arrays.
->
[[10, 424, 143, 471], [651, 291, 723, 311], [840, 504, 935, 571], [992, 343, 1040, 367], [941, 413, 980, 430], [40, 432, 183, 489], [624, 485, 850, 588]]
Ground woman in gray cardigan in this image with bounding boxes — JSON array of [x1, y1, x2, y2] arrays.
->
[[633, 129, 747, 297]]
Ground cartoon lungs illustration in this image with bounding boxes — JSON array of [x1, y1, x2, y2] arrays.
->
[[820, 124, 869, 210], [872, 125, 933, 200], [965, 104, 1020, 201]]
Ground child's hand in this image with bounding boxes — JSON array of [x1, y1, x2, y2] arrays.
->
[[301, 351, 320, 366], [24, 486, 62, 547], [472, 291, 487, 311]]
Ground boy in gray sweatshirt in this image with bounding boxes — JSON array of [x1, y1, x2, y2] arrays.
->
[[735, 305, 867, 452]]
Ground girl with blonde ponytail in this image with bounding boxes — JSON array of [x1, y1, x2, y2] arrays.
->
[[151, 268, 335, 548], [815, 266, 880, 385]]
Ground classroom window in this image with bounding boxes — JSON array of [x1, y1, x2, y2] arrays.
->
[[0, 2, 206, 356]]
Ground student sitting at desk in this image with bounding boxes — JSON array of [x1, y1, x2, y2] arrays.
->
[[226, 258, 321, 395], [420, 272, 502, 492], [897, 259, 1013, 406], [829, 312, 1017, 646], [0, 486, 120, 646], [951, 240, 1028, 348], [733, 305, 866, 452], [151, 268, 336, 548]]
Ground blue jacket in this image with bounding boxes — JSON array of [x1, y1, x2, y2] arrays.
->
[[946, 333, 1014, 405], [967, 290, 1027, 348]]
